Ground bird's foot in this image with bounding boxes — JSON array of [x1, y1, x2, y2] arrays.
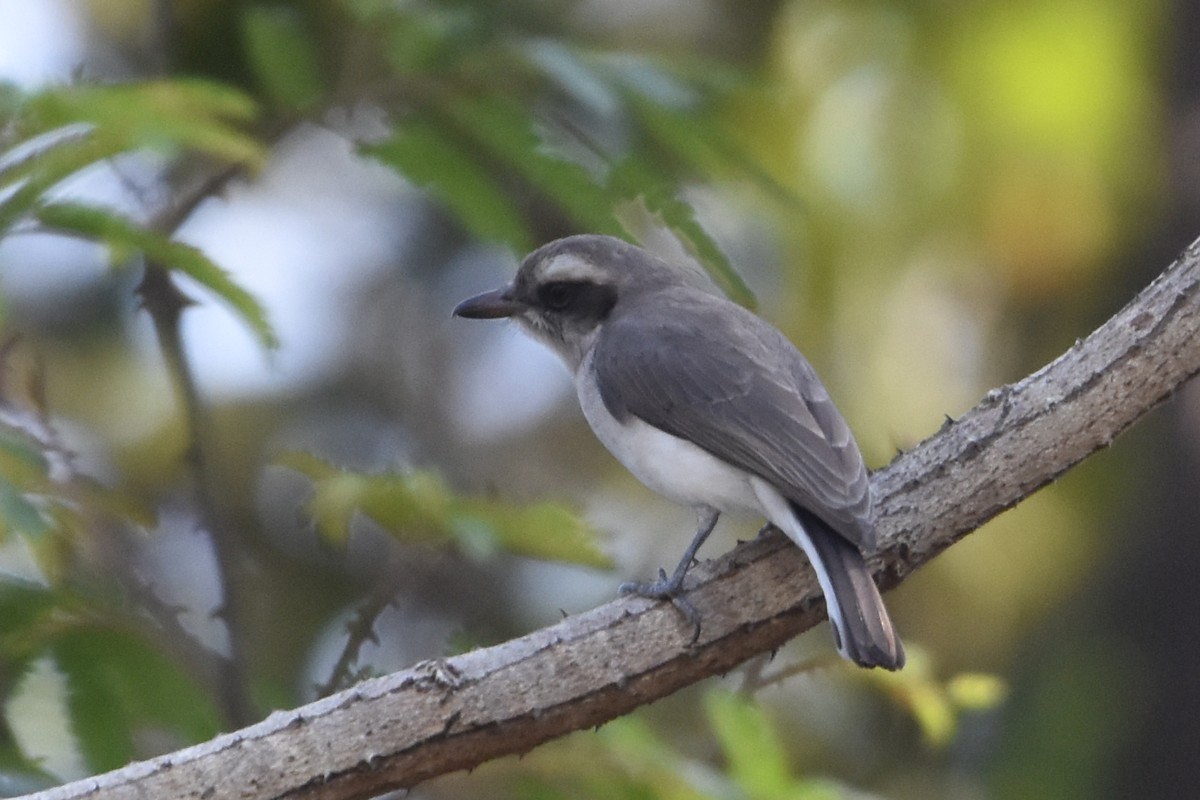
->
[[619, 568, 702, 642]]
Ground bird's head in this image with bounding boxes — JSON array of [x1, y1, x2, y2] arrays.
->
[[453, 235, 683, 369]]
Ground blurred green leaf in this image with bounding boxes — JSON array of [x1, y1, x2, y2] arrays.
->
[[0, 431, 50, 485], [457, 496, 606, 566], [279, 452, 611, 568], [0, 132, 127, 236], [365, 53, 759, 311], [524, 693, 847, 800], [610, 158, 756, 308], [595, 716, 709, 800], [447, 96, 626, 238], [0, 583, 61, 683], [705, 690, 841, 800], [0, 427, 59, 543], [382, 5, 487, 73], [366, 121, 534, 252], [517, 714, 711, 800], [624, 85, 801, 209], [0, 420, 152, 581], [34, 202, 279, 350], [0, 414, 154, 545], [0, 80, 263, 238], [0, 582, 57, 642], [622, 90, 709, 162], [704, 690, 791, 798], [0, 585, 65, 783], [23, 80, 262, 166], [53, 628, 222, 772], [242, 6, 324, 111], [905, 679, 956, 748], [0, 81, 20, 121], [0, 662, 61, 786], [873, 647, 1009, 747], [521, 39, 621, 119], [947, 672, 1009, 711], [0, 478, 50, 541], [514, 44, 758, 304]]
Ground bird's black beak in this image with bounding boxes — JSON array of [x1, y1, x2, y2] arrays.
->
[[453, 286, 524, 319]]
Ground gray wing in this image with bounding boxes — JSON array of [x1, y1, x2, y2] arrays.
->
[[594, 288, 875, 551]]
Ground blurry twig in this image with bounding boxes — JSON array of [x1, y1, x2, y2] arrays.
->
[[136, 265, 255, 727], [115, 542, 245, 703], [314, 575, 400, 697], [149, 159, 246, 234], [133, 161, 259, 727], [738, 652, 842, 694]]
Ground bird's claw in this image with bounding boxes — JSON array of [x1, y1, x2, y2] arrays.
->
[[618, 573, 703, 643], [617, 571, 674, 599]]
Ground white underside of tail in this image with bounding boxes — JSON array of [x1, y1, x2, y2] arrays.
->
[[749, 477, 852, 660]]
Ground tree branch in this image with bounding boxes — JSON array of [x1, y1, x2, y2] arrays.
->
[[23, 236, 1200, 800]]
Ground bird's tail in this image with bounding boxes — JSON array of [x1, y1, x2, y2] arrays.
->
[[787, 505, 906, 670]]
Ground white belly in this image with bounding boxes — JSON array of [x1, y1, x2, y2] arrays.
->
[[575, 356, 761, 515]]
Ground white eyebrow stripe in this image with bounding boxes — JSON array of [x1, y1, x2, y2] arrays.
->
[[539, 253, 600, 283]]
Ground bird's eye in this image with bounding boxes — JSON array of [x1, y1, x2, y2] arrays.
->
[[540, 282, 576, 311]]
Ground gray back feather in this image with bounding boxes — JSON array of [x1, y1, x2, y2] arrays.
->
[[593, 285, 875, 551]]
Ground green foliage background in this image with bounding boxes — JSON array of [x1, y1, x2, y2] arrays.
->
[[0, 0, 1195, 798]]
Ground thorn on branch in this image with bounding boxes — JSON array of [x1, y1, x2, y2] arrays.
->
[[137, 264, 196, 326]]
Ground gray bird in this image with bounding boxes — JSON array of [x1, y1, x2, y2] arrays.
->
[[453, 234, 904, 670]]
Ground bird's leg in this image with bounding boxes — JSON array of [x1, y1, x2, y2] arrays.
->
[[620, 507, 720, 596], [619, 507, 721, 640]]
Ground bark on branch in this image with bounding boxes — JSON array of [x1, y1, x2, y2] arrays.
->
[[24, 236, 1200, 800]]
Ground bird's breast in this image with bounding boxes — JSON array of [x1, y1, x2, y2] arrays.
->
[[575, 355, 760, 514]]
